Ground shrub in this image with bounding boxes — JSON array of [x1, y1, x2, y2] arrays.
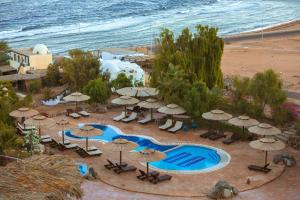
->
[[84, 78, 111, 104], [44, 63, 62, 87], [42, 88, 53, 100], [272, 106, 290, 125], [111, 73, 133, 90], [28, 80, 42, 93], [295, 119, 300, 135]]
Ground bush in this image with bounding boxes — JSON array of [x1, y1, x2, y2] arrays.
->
[[111, 73, 133, 90], [84, 78, 111, 104], [295, 119, 300, 135], [272, 106, 290, 125], [28, 80, 42, 93], [44, 63, 62, 87], [42, 88, 53, 100]]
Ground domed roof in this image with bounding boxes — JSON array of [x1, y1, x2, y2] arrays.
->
[[32, 44, 49, 55]]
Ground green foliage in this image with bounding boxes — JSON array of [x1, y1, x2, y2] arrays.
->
[[295, 119, 300, 136], [23, 129, 39, 154], [272, 106, 290, 125], [42, 87, 53, 100], [28, 80, 42, 94], [111, 73, 133, 90], [44, 63, 62, 87], [61, 49, 100, 91], [151, 25, 224, 90], [0, 122, 18, 155], [0, 40, 10, 65], [250, 69, 286, 110], [83, 78, 111, 104]]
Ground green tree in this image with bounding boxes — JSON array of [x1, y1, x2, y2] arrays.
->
[[83, 78, 111, 104], [28, 80, 42, 94], [111, 73, 133, 90], [250, 69, 286, 111], [0, 41, 10, 66], [44, 63, 62, 86], [232, 76, 252, 113], [61, 49, 100, 91]]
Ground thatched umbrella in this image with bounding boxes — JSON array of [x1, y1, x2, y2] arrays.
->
[[9, 107, 39, 123], [158, 104, 186, 121], [56, 118, 70, 144], [138, 98, 164, 119], [63, 92, 90, 109], [202, 110, 232, 121], [73, 125, 102, 151], [0, 154, 83, 200], [112, 138, 137, 165], [111, 95, 139, 115], [116, 87, 158, 97], [228, 115, 259, 134], [24, 115, 55, 137], [131, 148, 165, 177], [249, 137, 285, 166], [248, 123, 281, 136]]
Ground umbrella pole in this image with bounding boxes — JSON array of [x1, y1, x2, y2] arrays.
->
[[264, 151, 268, 166], [86, 137, 89, 151], [124, 105, 127, 116], [146, 162, 149, 178], [62, 129, 65, 144], [120, 150, 122, 165], [150, 108, 153, 120]]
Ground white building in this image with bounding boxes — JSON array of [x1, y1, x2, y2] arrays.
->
[[9, 44, 52, 74]]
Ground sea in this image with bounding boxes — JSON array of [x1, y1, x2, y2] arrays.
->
[[0, 0, 299, 54]]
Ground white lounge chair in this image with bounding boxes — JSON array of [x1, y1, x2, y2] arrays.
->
[[168, 121, 183, 133], [69, 112, 81, 119], [159, 119, 173, 130], [122, 112, 137, 123], [59, 142, 78, 150], [113, 112, 126, 121], [138, 113, 152, 124], [78, 110, 90, 117], [87, 149, 102, 156]]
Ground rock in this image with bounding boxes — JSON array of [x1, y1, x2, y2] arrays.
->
[[223, 189, 232, 198], [273, 153, 297, 167], [208, 180, 238, 199]]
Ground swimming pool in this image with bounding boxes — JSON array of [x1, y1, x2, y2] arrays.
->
[[64, 124, 230, 173]]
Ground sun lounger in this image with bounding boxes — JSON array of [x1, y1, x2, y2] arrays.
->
[[122, 112, 137, 123], [209, 131, 226, 140], [137, 169, 159, 180], [58, 142, 78, 151], [138, 113, 152, 124], [150, 174, 172, 184], [113, 111, 126, 121], [76, 147, 102, 158], [78, 110, 90, 117], [200, 130, 217, 138], [168, 121, 183, 133], [40, 135, 52, 144], [69, 112, 81, 119], [104, 159, 128, 170], [114, 163, 137, 174], [159, 119, 173, 130], [248, 164, 271, 173], [223, 133, 241, 145]]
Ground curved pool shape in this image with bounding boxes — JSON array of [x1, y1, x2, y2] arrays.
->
[[64, 124, 230, 173]]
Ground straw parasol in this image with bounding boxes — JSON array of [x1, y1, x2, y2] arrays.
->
[[73, 125, 102, 151], [112, 138, 137, 165], [116, 87, 159, 97], [202, 109, 232, 121], [138, 98, 164, 119], [248, 123, 281, 136], [158, 104, 186, 116], [0, 154, 83, 200], [249, 137, 285, 166], [111, 95, 140, 115], [228, 115, 259, 134], [24, 115, 55, 137], [63, 92, 90, 109], [9, 107, 39, 119], [130, 148, 165, 177], [56, 118, 70, 144]]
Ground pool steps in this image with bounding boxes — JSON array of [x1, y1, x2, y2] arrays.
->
[[164, 152, 191, 163]]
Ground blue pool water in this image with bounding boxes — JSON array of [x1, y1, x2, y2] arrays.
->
[[65, 124, 229, 173]]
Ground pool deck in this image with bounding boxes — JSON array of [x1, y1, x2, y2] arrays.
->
[[42, 107, 299, 199]]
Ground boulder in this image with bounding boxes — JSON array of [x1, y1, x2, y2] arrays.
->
[[208, 180, 239, 199], [273, 153, 297, 167]]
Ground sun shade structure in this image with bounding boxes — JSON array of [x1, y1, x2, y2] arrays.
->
[[116, 87, 159, 97], [249, 137, 285, 166], [248, 123, 281, 136], [9, 107, 39, 119], [131, 148, 165, 177], [158, 104, 186, 115], [0, 154, 83, 200], [229, 115, 259, 134], [56, 118, 70, 144], [63, 92, 90, 109], [113, 138, 137, 165], [73, 125, 102, 151], [24, 115, 55, 137], [202, 109, 232, 121], [112, 95, 140, 115], [138, 98, 164, 119]]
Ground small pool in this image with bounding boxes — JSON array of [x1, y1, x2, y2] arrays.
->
[[64, 124, 230, 173]]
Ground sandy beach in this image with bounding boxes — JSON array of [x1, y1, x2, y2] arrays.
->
[[222, 20, 300, 91]]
